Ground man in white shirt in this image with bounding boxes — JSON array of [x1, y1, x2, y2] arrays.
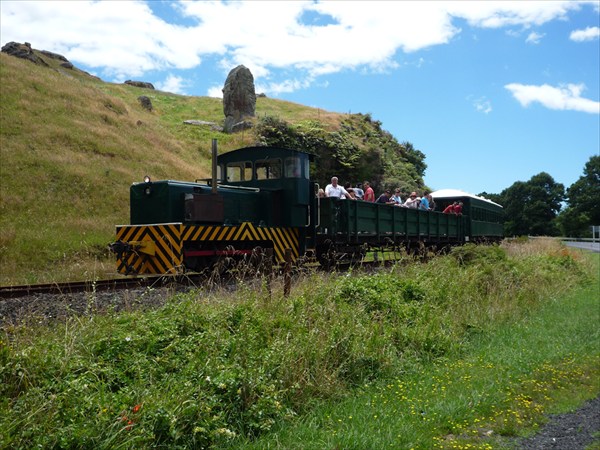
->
[[325, 177, 348, 199]]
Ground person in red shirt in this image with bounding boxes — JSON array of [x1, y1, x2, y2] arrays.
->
[[443, 202, 456, 214], [363, 181, 375, 202], [453, 201, 463, 215]]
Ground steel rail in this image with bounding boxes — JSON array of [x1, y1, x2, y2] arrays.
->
[[0, 257, 403, 300], [0, 276, 174, 299]]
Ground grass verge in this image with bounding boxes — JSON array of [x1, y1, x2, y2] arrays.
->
[[232, 270, 598, 449], [0, 240, 597, 449]]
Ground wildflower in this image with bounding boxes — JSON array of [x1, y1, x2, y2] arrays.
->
[[132, 404, 142, 414]]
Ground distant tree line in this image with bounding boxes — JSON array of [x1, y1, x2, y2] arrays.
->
[[481, 155, 600, 237]]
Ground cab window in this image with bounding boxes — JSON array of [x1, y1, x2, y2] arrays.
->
[[284, 157, 301, 178], [256, 159, 282, 180], [226, 161, 252, 182]]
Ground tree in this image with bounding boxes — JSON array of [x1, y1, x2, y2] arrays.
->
[[500, 172, 564, 236], [565, 155, 600, 225], [556, 207, 590, 237], [253, 114, 426, 194]]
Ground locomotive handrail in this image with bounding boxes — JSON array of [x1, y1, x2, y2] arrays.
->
[[195, 178, 260, 192], [315, 183, 321, 229], [216, 184, 260, 192]]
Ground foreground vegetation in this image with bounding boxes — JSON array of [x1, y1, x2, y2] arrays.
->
[[1, 239, 598, 449]]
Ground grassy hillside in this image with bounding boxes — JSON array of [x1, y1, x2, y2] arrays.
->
[[0, 52, 350, 285]]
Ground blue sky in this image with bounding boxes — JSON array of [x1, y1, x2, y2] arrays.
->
[[1, 1, 599, 195]]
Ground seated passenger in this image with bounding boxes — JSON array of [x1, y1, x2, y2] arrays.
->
[[317, 188, 326, 198], [404, 192, 420, 209], [443, 202, 457, 214], [354, 183, 364, 199], [454, 201, 463, 215], [363, 181, 375, 202], [346, 188, 357, 200], [325, 176, 348, 199], [428, 194, 436, 211], [376, 190, 394, 204], [390, 188, 403, 205], [419, 191, 430, 210]]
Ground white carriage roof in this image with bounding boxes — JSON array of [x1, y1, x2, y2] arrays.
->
[[430, 189, 503, 208]]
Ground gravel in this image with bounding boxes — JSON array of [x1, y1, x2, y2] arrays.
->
[[0, 286, 185, 328], [515, 395, 600, 450]]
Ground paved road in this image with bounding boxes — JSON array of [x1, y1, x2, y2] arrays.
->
[[564, 241, 600, 253]]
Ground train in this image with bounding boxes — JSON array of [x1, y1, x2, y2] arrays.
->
[[110, 143, 503, 275]]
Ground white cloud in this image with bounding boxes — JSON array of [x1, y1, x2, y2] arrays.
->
[[505, 83, 600, 114], [570, 26, 600, 42], [444, 1, 580, 28], [206, 85, 224, 98], [525, 31, 544, 44], [156, 74, 188, 95], [0, 0, 594, 94]]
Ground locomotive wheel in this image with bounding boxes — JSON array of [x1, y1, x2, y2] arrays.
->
[[316, 243, 336, 269]]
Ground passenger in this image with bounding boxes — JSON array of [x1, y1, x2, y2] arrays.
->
[[428, 194, 436, 211], [317, 188, 326, 198], [346, 188, 357, 200], [325, 176, 348, 199], [363, 181, 375, 202], [404, 191, 420, 209], [443, 202, 457, 214], [390, 188, 403, 206], [376, 189, 394, 204], [419, 191, 430, 210], [454, 201, 463, 215], [343, 182, 353, 199], [354, 183, 364, 199]]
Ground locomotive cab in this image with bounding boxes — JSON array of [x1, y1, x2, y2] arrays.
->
[[216, 146, 314, 228]]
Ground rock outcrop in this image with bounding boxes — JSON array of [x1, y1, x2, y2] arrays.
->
[[1, 41, 49, 66], [222, 65, 256, 133], [125, 80, 155, 89]]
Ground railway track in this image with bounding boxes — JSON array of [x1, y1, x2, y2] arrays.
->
[[0, 256, 400, 300], [0, 276, 185, 299]]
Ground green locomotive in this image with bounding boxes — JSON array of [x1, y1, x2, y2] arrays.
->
[[111, 144, 503, 275]]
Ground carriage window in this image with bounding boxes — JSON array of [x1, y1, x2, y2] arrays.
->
[[256, 159, 282, 180], [226, 161, 252, 182], [303, 158, 310, 179], [284, 157, 301, 178]]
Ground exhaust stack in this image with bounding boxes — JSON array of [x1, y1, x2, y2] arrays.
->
[[211, 139, 218, 194]]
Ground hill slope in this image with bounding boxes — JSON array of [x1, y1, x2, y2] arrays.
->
[[0, 50, 425, 285]]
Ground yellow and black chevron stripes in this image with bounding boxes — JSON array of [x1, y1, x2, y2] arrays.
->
[[115, 222, 300, 274], [182, 222, 299, 263], [115, 223, 183, 275]]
